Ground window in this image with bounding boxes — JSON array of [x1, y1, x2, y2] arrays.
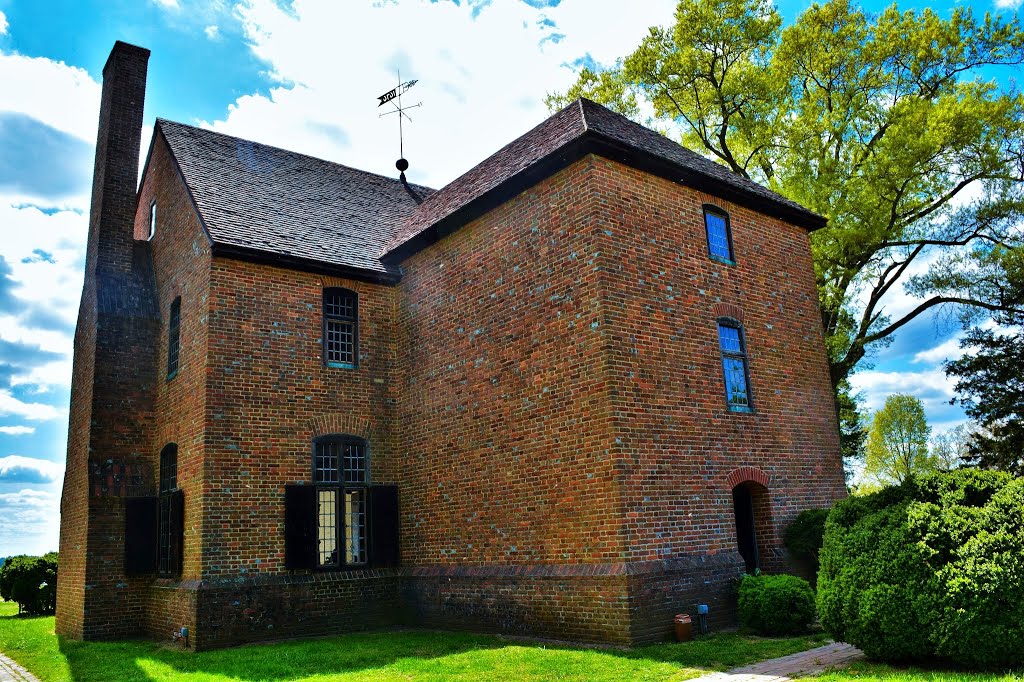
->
[[149, 201, 157, 240], [158, 443, 183, 577], [717, 320, 752, 411], [167, 297, 181, 379], [313, 436, 367, 567], [323, 288, 358, 368], [284, 439, 400, 571], [704, 206, 734, 263]]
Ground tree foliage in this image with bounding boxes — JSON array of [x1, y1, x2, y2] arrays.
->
[[865, 393, 935, 485], [946, 331, 1024, 475], [0, 553, 57, 616], [548, 0, 1024, 405]]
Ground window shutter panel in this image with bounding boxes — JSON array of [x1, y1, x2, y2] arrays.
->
[[169, 489, 185, 576], [368, 485, 400, 568], [125, 496, 159, 574], [285, 485, 317, 569]]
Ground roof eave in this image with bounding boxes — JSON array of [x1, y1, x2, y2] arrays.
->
[[211, 242, 403, 286], [382, 130, 827, 265]]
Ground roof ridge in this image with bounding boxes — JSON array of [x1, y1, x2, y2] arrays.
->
[[156, 118, 435, 193], [578, 98, 588, 131]]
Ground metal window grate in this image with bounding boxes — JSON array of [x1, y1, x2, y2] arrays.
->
[[323, 289, 357, 367], [718, 323, 751, 408], [705, 210, 733, 261]]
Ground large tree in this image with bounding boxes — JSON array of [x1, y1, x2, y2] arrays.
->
[[865, 393, 935, 485], [548, 0, 1024, 403], [945, 264, 1024, 474]]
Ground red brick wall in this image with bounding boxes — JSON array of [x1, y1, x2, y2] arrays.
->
[[587, 157, 846, 562], [396, 155, 622, 568], [201, 259, 400, 580]]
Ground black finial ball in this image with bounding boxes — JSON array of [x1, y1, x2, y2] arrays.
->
[[396, 158, 409, 172]]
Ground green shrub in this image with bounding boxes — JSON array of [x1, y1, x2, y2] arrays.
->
[[784, 508, 830, 584], [0, 553, 57, 615], [818, 469, 1024, 668], [738, 573, 816, 635]]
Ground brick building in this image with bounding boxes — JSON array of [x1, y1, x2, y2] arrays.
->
[[57, 41, 846, 649]]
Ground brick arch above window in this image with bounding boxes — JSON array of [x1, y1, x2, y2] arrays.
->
[[712, 303, 745, 325], [307, 413, 377, 442], [726, 466, 772, 490]]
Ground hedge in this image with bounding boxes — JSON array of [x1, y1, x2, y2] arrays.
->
[[818, 469, 1024, 668]]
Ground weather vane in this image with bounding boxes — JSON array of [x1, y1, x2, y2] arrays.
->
[[377, 72, 422, 180]]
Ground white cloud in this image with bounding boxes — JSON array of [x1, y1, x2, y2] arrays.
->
[[0, 390, 63, 421], [849, 365, 960, 427], [10, 360, 74, 393], [205, 24, 221, 40], [207, 0, 675, 189], [995, 0, 1022, 8], [0, 455, 63, 482], [0, 10, 8, 36], [0, 51, 101, 143], [0, 426, 35, 436], [0, 487, 60, 555], [912, 336, 964, 365], [152, 0, 182, 9]]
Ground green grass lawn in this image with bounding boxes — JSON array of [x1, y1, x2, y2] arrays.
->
[[2, 601, 1020, 682], [0, 600, 830, 681]]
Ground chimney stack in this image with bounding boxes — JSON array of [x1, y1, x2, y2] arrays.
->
[[86, 40, 150, 276]]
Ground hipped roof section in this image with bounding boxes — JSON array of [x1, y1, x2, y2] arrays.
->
[[154, 99, 825, 283]]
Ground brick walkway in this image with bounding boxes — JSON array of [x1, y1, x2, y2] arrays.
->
[[0, 652, 39, 682], [699, 642, 865, 682]]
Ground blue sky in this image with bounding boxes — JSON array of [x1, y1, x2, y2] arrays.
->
[[0, 0, 1019, 556]]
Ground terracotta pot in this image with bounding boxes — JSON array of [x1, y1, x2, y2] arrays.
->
[[674, 613, 693, 642]]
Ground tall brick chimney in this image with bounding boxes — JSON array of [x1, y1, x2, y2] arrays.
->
[[57, 40, 159, 641], [85, 41, 150, 276]]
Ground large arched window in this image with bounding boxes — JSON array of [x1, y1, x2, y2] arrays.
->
[[158, 443, 183, 577], [717, 319, 753, 411], [313, 435, 368, 567], [284, 436, 400, 571], [323, 288, 358, 368]]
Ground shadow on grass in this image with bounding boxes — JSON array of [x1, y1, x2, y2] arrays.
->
[[57, 629, 511, 682], [50, 629, 832, 682]]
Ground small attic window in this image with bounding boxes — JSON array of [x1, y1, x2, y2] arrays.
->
[[149, 201, 157, 240]]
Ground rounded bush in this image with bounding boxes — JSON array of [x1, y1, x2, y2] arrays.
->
[[738, 573, 816, 635], [818, 470, 1024, 668], [0, 552, 58, 615]]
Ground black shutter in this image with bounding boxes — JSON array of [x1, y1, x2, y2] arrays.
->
[[368, 485, 400, 568], [285, 485, 317, 569], [169, 489, 185, 576], [125, 496, 159, 574]]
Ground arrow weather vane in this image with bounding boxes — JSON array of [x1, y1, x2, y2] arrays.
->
[[378, 71, 422, 179]]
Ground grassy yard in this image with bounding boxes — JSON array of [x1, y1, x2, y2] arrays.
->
[[1, 601, 1020, 682]]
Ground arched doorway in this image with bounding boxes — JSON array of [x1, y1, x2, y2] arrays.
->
[[731, 481, 772, 573]]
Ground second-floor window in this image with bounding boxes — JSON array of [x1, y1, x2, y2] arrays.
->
[[167, 297, 181, 379], [323, 288, 358, 368], [718, 320, 752, 411], [704, 206, 734, 263]]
